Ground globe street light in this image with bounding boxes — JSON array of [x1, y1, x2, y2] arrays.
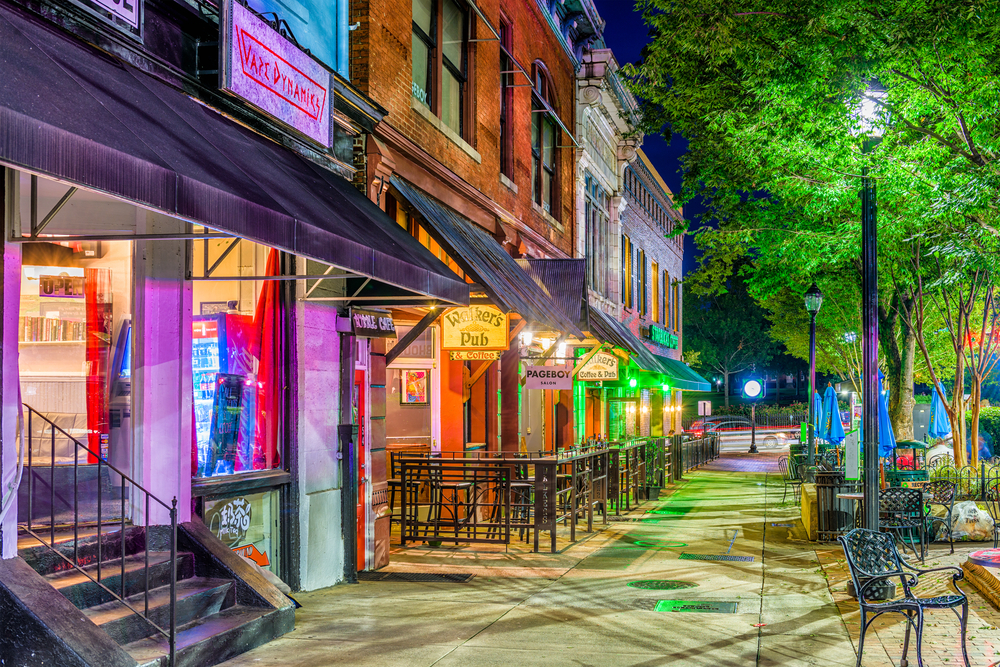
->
[[853, 82, 886, 530], [804, 283, 823, 467]]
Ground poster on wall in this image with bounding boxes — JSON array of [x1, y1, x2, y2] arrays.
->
[[441, 306, 509, 351], [204, 492, 275, 570], [576, 351, 619, 381], [402, 370, 429, 404]]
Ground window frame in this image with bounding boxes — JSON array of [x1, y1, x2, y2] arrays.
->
[[499, 16, 514, 178], [412, 0, 471, 138], [531, 62, 559, 217]]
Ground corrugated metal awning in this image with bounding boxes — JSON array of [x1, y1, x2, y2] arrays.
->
[[391, 177, 583, 338], [0, 5, 468, 306], [515, 259, 588, 329]]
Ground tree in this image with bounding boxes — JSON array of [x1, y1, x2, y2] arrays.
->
[[624, 0, 1000, 441], [684, 273, 775, 406]]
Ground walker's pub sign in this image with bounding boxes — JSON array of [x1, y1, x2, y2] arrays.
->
[[442, 306, 509, 351], [220, 0, 331, 147], [576, 351, 619, 381]]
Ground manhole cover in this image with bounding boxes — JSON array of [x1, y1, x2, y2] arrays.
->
[[357, 572, 474, 583], [679, 553, 755, 563], [628, 580, 698, 591], [654, 600, 738, 613]]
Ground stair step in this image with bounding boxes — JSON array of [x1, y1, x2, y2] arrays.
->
[[19, 525, 148, 577], [46, 551, 195, 609], [125, 606, 276, 667], [85, 577, 234, 645]]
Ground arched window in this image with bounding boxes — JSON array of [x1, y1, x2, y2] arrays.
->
[[531, 61, 558, 216]]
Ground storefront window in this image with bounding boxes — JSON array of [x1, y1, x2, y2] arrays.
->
[[192, 240, 284, 478], [19, 239, 133, 471]]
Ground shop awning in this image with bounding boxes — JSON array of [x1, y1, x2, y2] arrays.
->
[[515, 259, 588, 329], [390, 178, 583, 338], [655, 354, 712, 392], [586, 307, 711, 392], [0, 5, 468, 306], [586, 307, 666, 374]]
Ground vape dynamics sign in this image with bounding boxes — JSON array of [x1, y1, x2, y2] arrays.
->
[[220, 0, 331, 147]]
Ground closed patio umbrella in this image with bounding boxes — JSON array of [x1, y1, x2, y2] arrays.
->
[[823, 385, 846, 446], [814, 391, 828, 442], [878, 372, 896, 458], [928, 382, 952, 440]]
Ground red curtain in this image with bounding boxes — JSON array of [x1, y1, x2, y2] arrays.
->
[[251, 250, 282, 470], [84, 268, 112, 464]]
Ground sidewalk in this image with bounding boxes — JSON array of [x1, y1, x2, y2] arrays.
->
[[218, 453, 998, 667]]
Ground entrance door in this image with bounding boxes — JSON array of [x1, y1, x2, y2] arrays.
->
[[523, 388, 544, 452], [354, 368, 369, 571]]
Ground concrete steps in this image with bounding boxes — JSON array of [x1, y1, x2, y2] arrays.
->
[[8, 519, 294, 667]]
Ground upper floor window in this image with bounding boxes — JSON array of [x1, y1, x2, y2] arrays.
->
[[585, 173, 611, 299], [499, 17, 514, 178], [531, 62, 557, 216], [412, 0, 469, 137], [621, 234, 632, 308]]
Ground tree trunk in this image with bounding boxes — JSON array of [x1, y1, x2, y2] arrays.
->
[[896, 296, 917, 440], [951, 354, 968, 467], [878, 299, 908, 439], [724, 371, 730, 408], [969, 378, 981, 468]]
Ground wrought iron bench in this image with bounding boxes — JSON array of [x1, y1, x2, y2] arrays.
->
[[838, 528, 970, 667]]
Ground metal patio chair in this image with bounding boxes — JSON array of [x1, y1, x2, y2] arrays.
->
[[922, 480, 957, 554], [879, 487, 927, 563], [839, 528, 970, 667], [778, 456, 802, 504]]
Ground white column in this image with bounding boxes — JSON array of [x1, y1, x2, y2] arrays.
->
[[295, 297, 343, 590], [1, 233, 21, 559], [131, 211, 192, 525]]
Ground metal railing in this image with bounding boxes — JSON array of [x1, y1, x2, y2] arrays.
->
[[20, 404, 177, 666], [678, 435, 721, 473]]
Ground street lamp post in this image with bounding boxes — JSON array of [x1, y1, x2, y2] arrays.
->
[[854, 85, 886, 531], [804, 283, 823, 468]]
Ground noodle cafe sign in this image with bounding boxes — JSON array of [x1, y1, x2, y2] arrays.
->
[[442, 306, 508, 351], [220, 0, 331, 147]]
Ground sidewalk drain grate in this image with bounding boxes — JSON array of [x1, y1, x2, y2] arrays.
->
[[679, 553, 755, 563], [357, 572, 475, 583], [653, 600, 738, 613], [628, 580, 698, 591]]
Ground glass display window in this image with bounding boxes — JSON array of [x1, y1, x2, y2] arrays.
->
[[18, 238, 133, 469], [191, 237, 285, 478], [203, 489, 280, 573]]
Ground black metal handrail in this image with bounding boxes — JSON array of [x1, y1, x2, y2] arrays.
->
[[20, 404, 177, 666]]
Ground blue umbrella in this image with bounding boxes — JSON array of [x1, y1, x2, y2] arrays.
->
[[928, 382, 951, 440], [814, 392, 828, 441], [877, 373, 896, 457], [823, 385, 846, 445]]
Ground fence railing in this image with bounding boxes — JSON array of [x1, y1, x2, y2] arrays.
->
[[20, 404, 177, 667], [682, 413, 809, 433]]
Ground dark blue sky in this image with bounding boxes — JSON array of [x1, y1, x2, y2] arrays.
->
[[592, 0, 704, 275]]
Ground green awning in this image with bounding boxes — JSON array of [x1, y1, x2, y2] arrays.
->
[[655, 354, 711, 392]]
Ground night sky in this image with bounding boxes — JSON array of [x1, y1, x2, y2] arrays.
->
[[592, 0, 705, 276]]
